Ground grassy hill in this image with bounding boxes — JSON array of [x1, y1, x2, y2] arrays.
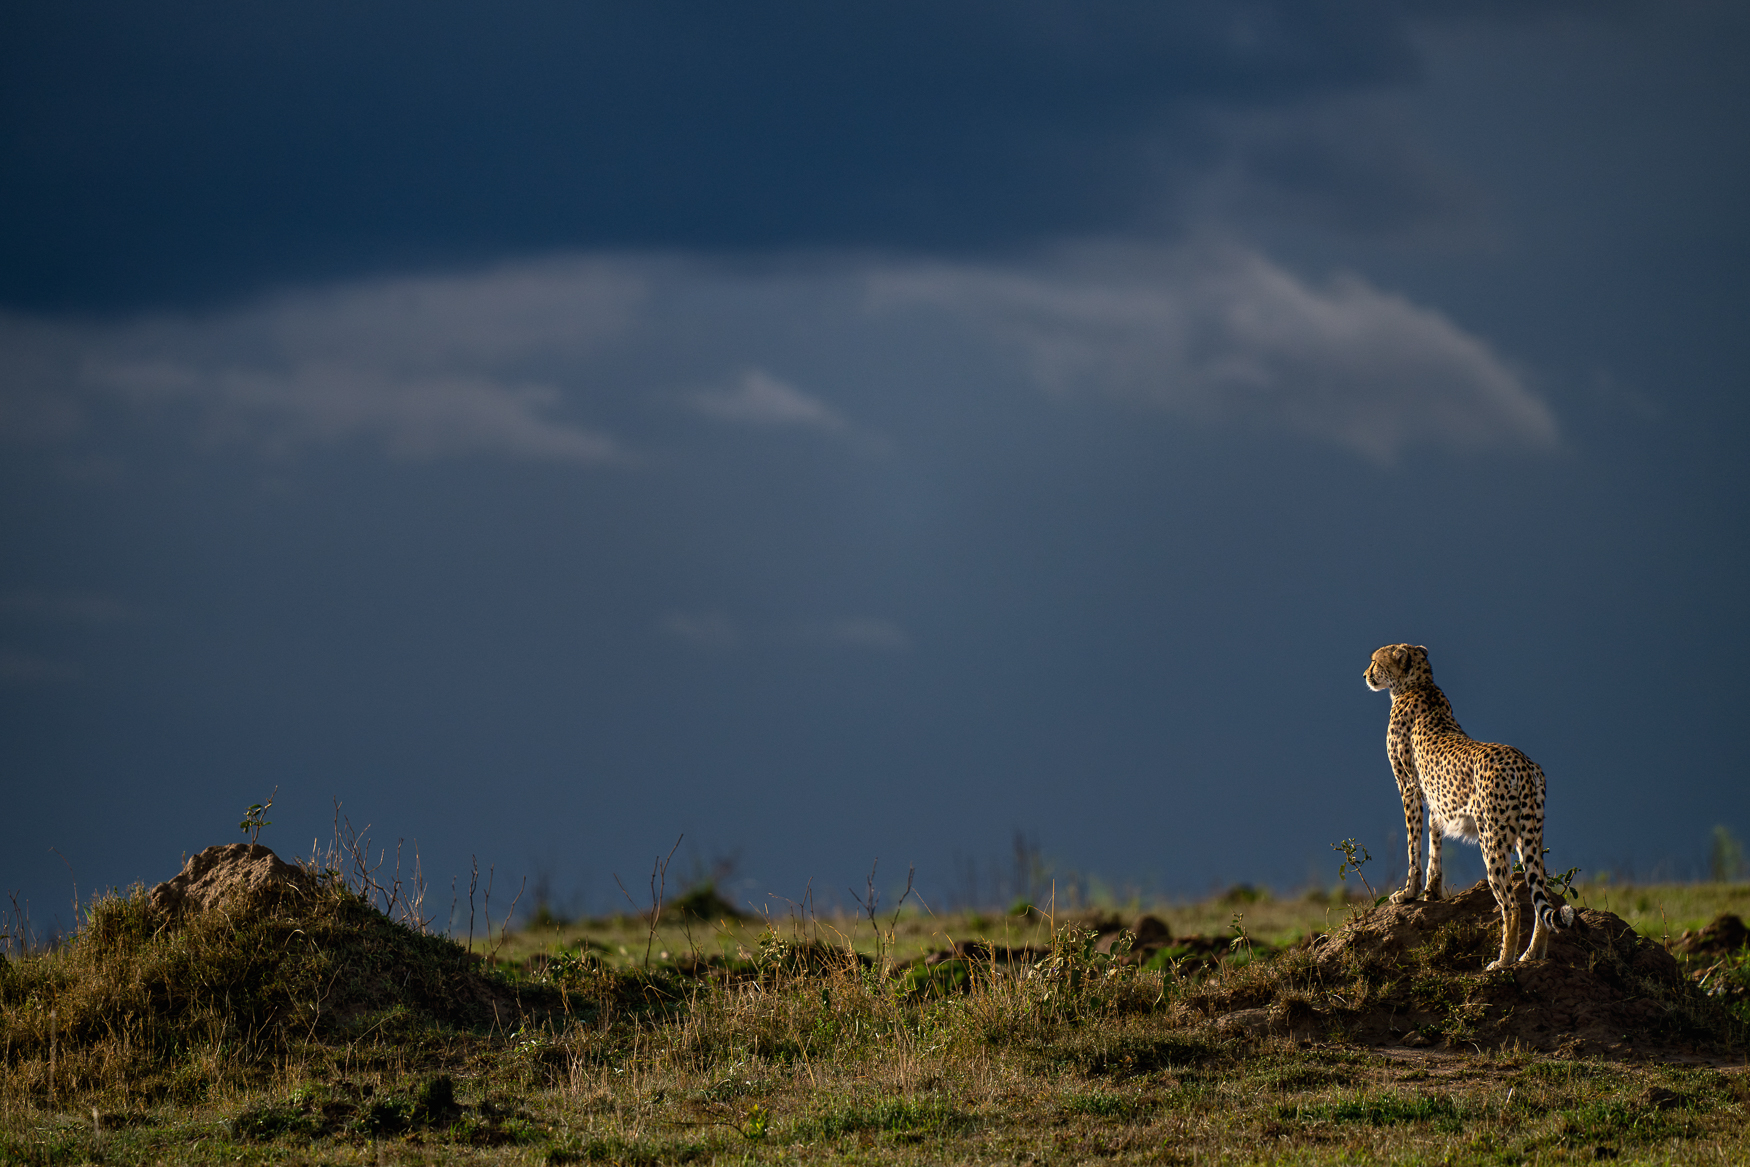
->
[[2, 853, 1746, 1165]]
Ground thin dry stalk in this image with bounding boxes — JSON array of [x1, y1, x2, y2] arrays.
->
[[467, 857, 480, 953], [485, 875, 526, 965], [613, 836, 684, 969]]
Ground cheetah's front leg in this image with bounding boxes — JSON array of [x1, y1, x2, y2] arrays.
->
[[1388, 784, 1426, 905]]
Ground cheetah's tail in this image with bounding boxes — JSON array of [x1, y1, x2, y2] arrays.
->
[[1528, 872, 1580, 933]]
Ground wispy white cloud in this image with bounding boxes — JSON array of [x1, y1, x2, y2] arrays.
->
[[93, 360, 622, 462], [869, 244, 1557, 463], [1, 258, 643, 462], [661, 611, 741, 650], [791, 618, 913, 653], [689, 369, 849, 432], [1, 246, 1552, 468]]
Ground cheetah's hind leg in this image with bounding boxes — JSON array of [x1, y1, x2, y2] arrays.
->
[[1480, 823, 1519, 971], [1517, 832, 1578, 962]]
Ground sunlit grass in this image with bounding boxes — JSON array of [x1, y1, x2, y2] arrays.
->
[[2, 872, 1745, 1165], [494, 879, 1750, 972]]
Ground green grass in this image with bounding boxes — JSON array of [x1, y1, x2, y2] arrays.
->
[[1, 874, 1746, 1165], [1572, 880, 1750, 941], [497, 886, 1356, 973], [497, 879, 1750, 976]]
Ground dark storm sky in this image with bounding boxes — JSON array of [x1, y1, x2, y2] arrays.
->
[[4, 1, 1747, 929]]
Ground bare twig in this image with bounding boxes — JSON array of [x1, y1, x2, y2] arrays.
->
[[850, 857, 881, 953], [383, 838, 406, 920], [889, 865, 917, 935], [410, 847, 429, 933], [647, 836, 682, 968], [468, 856, 480, 954], [613, 872, 640, 913], [612, 835, 683, 969], [850, 859, 916, 968], [4, 891, 33, 957], [486, 875, 527, 966]]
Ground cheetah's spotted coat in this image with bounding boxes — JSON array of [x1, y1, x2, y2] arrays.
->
[[1365, 643, 1576, 969]]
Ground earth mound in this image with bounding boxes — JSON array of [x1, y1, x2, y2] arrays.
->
[[148, 842, 319, 917], [80, 845, 534, 1048], [1276, 877, 1730, 1057], [1674, 913, 1749, 956]]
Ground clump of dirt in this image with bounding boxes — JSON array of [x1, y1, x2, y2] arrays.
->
[[922, 940, 1051, 968], [1225, 876, 1744, 1058], [1674, 914, 1749, 956], [148, 843, 318, 918], [1094, 914, 1172, 954], [910, 915, 1188, 974], [667, 884, 748, 921], [911, 914, 1268, 979]]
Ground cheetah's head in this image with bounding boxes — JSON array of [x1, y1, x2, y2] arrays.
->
[[1364, 644, 1432, 694]]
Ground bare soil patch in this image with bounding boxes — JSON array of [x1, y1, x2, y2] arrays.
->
[[147, 842, 318, 917]]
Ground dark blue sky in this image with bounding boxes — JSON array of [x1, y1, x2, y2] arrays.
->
[[4, 2, 1747, 930]]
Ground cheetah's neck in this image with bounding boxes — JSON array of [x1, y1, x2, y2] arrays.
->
[[1391, 682, 1466, 738]]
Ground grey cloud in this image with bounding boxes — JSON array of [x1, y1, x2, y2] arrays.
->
[[93, 361, 623, 463], [689, 370, 850, 432], [2, 246, 1552, 468], [792, 619, 913, 653], [1191, 97, 1481, 239], [869, 244, 1557, 463], [661, 611, 741, 651], [0, 315, 94, 445], [0, 260, 642, 462]]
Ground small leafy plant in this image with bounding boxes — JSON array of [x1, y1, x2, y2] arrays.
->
[[239, 786, 277, 844], [1332, 838, 1378, 901]]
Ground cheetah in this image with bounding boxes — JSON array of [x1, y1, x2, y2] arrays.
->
[[1365, 644, 1576, 969]]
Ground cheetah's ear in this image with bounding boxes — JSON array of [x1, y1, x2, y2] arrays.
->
[[1412, 645, 1428, 655], [1391, 645, 1407, 662]]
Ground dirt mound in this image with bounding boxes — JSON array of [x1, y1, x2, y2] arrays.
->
[[923, 940, 1051, 968], [148, 843, 319, 917], [1286, 877, 1727, 1057], [1311, 877, 1677, 980], [1674, 914, 1749, 956], [1093, 914, 1172, 954], [64, 849, 537, 1052], [668, 885, 748, 921]]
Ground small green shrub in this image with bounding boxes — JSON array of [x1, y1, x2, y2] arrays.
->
[[791, 1096, 968, 1139], [1285, 1092, 1467, 1131], [1062, 1088, 1147, 1119]]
